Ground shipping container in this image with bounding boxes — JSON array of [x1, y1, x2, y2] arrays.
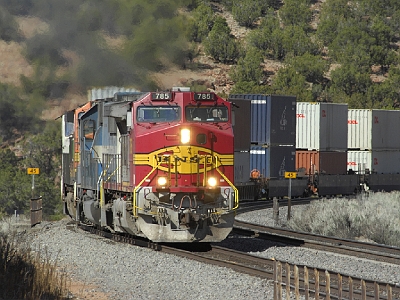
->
[[347, 150, 400, 174], [230, 99, 251, 151], [348, 109, 400, 150], [88, 86, 139, 101], [296, 150, 347, 175], [250, 145, 296, 179], [296, 102, 348, 151], [234, 151, 250, 185], [229, 95, 296, 149]]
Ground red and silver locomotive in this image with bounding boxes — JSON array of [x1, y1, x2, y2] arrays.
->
[[61, 88, 238, 242]]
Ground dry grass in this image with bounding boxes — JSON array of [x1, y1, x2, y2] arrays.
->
[[0, 232, 69, 300], [287, 191, 400, 247]]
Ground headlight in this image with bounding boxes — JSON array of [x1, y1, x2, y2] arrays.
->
[[157, 177, 167, 186], [207, 177, 217, 187], [181, 128, 190, 144]]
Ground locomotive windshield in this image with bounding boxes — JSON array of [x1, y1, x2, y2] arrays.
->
[[136, 106, 181, 122], [186, 106, 228, 122]]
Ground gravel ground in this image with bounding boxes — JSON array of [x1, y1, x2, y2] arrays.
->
[[3, 206, 400, 299], [235, 207, 400, 286], [25, 219, 277, 300]]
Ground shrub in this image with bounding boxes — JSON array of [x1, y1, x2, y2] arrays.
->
[[279, 0, 312, 31], [0, 232, 68, 299], [203, 17, 239, 63], [230, 47, 264, 83], [231, 0, 262, 27], [287, 192, 400, 247], [187, 2, 215, 42], [247, 9, 279, 54]]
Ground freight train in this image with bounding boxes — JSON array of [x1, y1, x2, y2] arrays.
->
[[229, 95, 400, 200], [61, 87, 238, 243]]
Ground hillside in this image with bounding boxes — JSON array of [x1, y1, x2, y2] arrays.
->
[[0, 21, 230, 119], [0, 0, 399, 125], [0, 2, 308, 119]]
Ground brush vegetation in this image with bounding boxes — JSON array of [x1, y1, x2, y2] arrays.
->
[[0, 232, 68, 300], [287, 191, 400, 247]]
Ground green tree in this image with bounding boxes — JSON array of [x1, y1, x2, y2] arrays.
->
[[230, 81, 267, 94], [0, 83, 39, 140], [279, 0, 312, 31], [270, 66, 313, 101], [204, 17, 239, 63], [368, 17, 396, 69], [247, 9, 279, 54], [285, 53, 328, 83], [230, 47, 264, 83], [280, 26, 318, 59], [316, 0, 351, 45], [366, 67, 400, 109], [231, 0, 262, 27], [23, 121, 62, 217], [187, 2, 215, 42], [329, 21, 373, 66], [330, 64, 372, 97], [0, 150, 31, 216]]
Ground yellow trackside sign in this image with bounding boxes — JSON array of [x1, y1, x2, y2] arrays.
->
[[27, 168, 40, 175], [284, 172, 296, 179]]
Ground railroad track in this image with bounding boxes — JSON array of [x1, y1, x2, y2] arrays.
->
[[232, 198, 400, 265], [233, 214, 400, 265], [164, 244, 400, 300], [75, 222, 400, 299]]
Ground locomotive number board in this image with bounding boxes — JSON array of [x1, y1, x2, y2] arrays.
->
[[194, 93, 215, 101], [151, 92, 172, 100]]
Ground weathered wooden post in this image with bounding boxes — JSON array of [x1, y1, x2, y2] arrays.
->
[[27, 168, 42, 227], [273, 197, 279, 226]]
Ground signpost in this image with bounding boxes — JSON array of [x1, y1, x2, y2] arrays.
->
[[27, 168, 40, 175], [27, 168, 40, 198], [284, 172, 297, 221], [27, 168, 42, 227]]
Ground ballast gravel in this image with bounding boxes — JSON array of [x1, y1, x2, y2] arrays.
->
[[27, 219, 275, 300], [7, 205, 400, 299]]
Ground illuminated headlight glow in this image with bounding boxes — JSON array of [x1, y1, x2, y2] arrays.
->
[[207, 177, 217, 187], [157, 177, 167, 186], [181, 129, 190, 144]]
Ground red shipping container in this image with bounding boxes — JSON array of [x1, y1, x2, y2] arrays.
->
[[296, 150, 347, 175]]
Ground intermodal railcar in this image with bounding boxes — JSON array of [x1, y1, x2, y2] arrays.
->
[[61, 88, 238, 242], [230, 94, 400, 201]]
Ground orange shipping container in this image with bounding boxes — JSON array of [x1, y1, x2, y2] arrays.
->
[[296, 151, 347, 175]]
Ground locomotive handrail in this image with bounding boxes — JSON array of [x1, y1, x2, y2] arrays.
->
[[105, 165, 121, 182], [133, 159, 163, 217], [213, 155, 239, 210]]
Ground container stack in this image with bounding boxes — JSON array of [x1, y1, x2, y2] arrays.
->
[[295, 102, 348, 175], [347, 109, 400, 174], [229, 94, 296, 183]]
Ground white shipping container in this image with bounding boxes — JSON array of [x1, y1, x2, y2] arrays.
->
[[347, 150, 400, 174], [296, 102, 348, 151], [348, 109, 400, 150]]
